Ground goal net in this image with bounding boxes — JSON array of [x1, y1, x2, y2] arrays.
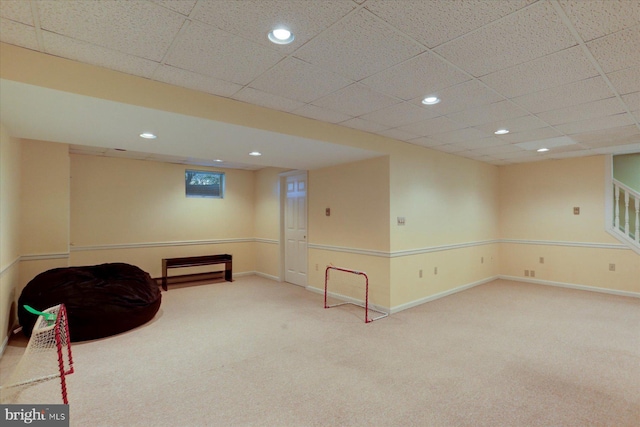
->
[[0, 304, 74, 404], [324, 266, 388, 323]]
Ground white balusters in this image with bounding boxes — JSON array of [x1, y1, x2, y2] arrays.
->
[[624, 190, 630, 235]]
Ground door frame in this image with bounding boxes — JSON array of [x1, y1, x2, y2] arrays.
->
[[279, 170, 308, 286]]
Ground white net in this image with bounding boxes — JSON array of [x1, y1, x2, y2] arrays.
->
[[0, 304, 74, 404]]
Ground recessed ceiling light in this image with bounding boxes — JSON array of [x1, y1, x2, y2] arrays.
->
[[537, 148, 549, 152], [139, 132, 157, 139], [494, 129, 509, 135], [421, 96, 440, 105], [249, 151, 262, 156], [268, 28, 294, 45], [214, 159, 223, 162]]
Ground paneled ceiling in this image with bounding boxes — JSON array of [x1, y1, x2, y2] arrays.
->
[[1, 0, 638, 168]]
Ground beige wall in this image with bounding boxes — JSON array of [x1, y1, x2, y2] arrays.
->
[[499, 155, 638, 293], [0, 123, 22, 347]]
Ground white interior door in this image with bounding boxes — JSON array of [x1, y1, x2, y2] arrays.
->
[[285, 173, 307, 286]]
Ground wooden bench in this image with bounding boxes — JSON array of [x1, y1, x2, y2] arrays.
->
[[161, 254, 232, 291]]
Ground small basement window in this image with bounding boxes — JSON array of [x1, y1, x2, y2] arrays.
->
[[185, 170, 224, 198]]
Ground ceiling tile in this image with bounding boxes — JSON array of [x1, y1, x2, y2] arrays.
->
[[431, 127, 492, 145], [37, 0, 185, 61], [165, 21, 285, 85], [512, 76, 615, 113], [192, 0, 356, 53], [360, 51, 470, 100], [455, 136, 510, 150], [433, 144, 469, 154], [154, 65, 242, 98], [248, 57, 352, 103], [291, 104, 353, 124], [434, 1, 577, 77], [0, 17, 38, 50], [43, 31, 160, 78], [311, 83, 399, 117], [398, 116, 466, 137], [377, 128, 420, 141], [339, 117, 390, 133], [587, 25, 640, 73], [232, 87, 305, 112], [607, 66, 640, 95], [622, 92, 640, 112], [496, 149, 543, 160], [413, 80, 504, 116], [0, 0, 34, 25], [359, 102, 440, 128], [558, 0, 640, 42], [407, 136, 448, 148], [556, 113, 635, 135], [294, 8, 425, 81], [470, 144, 524, 156], [480, 46, 599, 98], [150, 0, 197, 16], [365, 0, 535, 48], [571, 124, 640, 147], [545, 149, 596, 159], [497, 127, 563, 144], [474, 114, 551, 135], [536, 97, 628, 126], [445, 100, 530, 127], [592, 142, 640, 154]]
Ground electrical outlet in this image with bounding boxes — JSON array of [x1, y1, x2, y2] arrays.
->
[[434, 267, 438, 275], [524, 270, 530, 277], [419, 269, 423, 278], [609, 263, 615, 272], [397, 216, 406, 226], [539, 257, 544, 264], [530, 270, 535, 277], [325, 208, 330, 216], [573, 207, 580, 215]]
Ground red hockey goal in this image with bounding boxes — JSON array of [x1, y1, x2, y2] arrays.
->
[[324, 265, 388, 323]]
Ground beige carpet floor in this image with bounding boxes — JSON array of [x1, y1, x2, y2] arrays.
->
[[1, 277, 639, 426]]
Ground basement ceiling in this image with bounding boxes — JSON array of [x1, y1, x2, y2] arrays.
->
[[0, 0, 638, 168]]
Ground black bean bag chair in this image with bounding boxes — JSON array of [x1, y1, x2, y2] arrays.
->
[[18, 263, 161, 342]]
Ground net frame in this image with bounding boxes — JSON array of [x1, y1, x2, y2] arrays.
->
[[0, 304, 74, 404], [324, 266, 388, 323]]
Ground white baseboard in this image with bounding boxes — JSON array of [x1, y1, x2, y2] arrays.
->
[[499, 275, 640, 298], [305, 285, 389, 314], [389, 276, 499, 314], [254, 271, 281, 281]]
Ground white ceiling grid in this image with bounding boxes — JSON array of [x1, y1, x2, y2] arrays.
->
[[0, 0, 638, 168]]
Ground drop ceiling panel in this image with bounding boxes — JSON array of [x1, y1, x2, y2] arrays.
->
[[360, 51, 470, 100], [43, 32, 160, 79], [364, 0, 536, 48], [607, 66, 640, 95], [165, 21, 285, 85], [418, 80, 504, 115], [150, 0, 197, 16], [446, 100, 530, 127], [0, 18, 38, 50], [232, 87, 306, 112], [622, 92, 640, 111], [311, 83, 399, 117], [431, 128, 492, 145], [37, 0, 185, 61], [571, 125, 640, 147], [480, 46, 599, 99], [587, 26, 640, 73], [377, 128, 420, 142], [154, 65, 242, 97], [512, 76, 616, 113], [340, 117, 390, 134], [191, 0, 356, 53], [398, 116, 466, 137], [291, 104, 353, 124], [497, 127, 563, 144], [536, 97, 629, 126], [434, 1, 577, 77], [247, 57, 352, 103], [474, 114, 551, 135], [293, 8, 425, 81], [558, 0, 640, 42], [556, 113, 636, 135], [0, 0, 33, 25], [359, 102, 440, 128]]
